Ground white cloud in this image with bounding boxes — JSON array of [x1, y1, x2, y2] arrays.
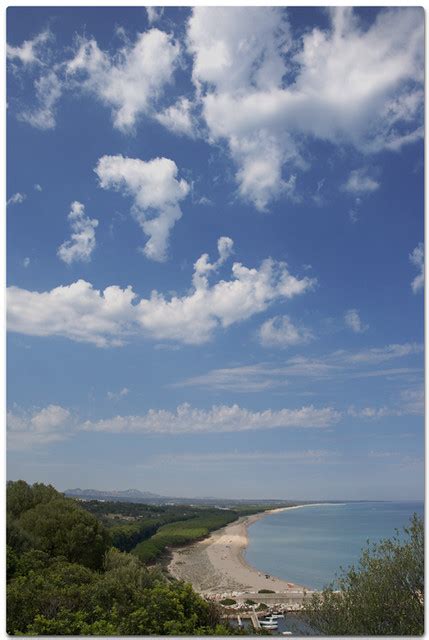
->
[[95, 154, 189, 262], [7, 30, 51, 65], [344, 308, 368, 333], [192, 235, 234, 288], [187, 7, 423, 209], [107, 387, 130, 400], [66, 28, 179, 131], [7, 280, 136, 348], [81, 402, 340, 434], [343, 168, 380, 194], [155, 97, 196, 137], [146, 7, 163, 25], [19, 71, 62, 130], [348, 387, 424, 419], [57, 201, 98, 265], [7, 239, 315, 346], [154, 449, 336, 465], [399, 386, 424, 415], [343, 342, 422, 365], [22, 257, 30, 268], [8, 404, 71, 450], [34, 183, 42, 191], [259, 315, 313, 348], [7, 192, 26, 207], [175, 343, 422, 391], [409, 242, 424, 293]]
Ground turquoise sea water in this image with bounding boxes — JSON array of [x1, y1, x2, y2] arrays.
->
[[245, 501, 424, 590]]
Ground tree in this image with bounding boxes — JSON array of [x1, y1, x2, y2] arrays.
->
[[17, 498, 110, 570], [303, 515, 424, 636]]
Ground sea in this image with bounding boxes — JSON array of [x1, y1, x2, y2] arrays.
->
[[245, 501, 424, 591]]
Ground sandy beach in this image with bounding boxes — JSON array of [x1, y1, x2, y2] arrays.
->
[[168, 505, 320, 596]]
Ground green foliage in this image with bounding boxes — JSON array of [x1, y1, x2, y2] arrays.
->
[[257, 603, 268, 611], [220, 598, 237, 606], [303, 514, 424, 636], [17, 498, 109, 570], [7, 481, 235, 636], [258, 589, 275, 593], [109, 521, 158, 552], [133, 510, 237, 563], [7, 480, 59, 518]]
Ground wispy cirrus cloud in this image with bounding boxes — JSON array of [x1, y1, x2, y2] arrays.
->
[[343, 168, 380, 195], [409, 242, 424, 293], [344, 309, 368, 333], [259, 315, 314, 348], [174, 343, 423, 392], [151, 449, 339, 466]]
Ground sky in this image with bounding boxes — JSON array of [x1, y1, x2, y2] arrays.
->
[[6, 6, 424, 501]]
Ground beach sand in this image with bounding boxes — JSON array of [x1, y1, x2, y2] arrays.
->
[[168, 506, 313, 596]]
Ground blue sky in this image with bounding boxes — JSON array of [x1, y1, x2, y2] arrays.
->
[[6, 6, 424, 500]]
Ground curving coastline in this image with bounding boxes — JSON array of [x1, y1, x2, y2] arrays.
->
[[168, 504, 327, 595]]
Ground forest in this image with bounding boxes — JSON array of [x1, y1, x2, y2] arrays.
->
[[7, 480, 274, 635]]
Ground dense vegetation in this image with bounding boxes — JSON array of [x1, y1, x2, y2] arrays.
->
[[7, 481, 235, 635], [132, 510, 239, 563], [303, 514, 424, 636], [79, 498, 273, 563]]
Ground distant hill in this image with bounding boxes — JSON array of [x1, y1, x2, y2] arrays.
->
[[64, 488, 163, 502], [63, 487, 332, 507]]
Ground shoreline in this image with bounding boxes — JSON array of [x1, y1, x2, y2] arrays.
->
[[168, 503, 333, 596]]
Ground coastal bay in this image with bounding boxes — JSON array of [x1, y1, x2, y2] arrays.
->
[[168, 507, 310, 596]]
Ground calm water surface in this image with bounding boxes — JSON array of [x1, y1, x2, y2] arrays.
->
[[245, 501, 423, 590]]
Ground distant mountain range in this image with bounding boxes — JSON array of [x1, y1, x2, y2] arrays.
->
[[63, 487, 300, 505]]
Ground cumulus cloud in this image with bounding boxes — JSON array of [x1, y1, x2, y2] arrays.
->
[[34, 183, 42, 191], [155, 97, 196, 137], [80, 402, 340, 434], [7, 280, 136, 348], [146, 7, 163, 25], [7, 239, 315, 346], [19, 71, 62, 130], [8, 404, 71, 450], [192, 235, 234, 288], [7, 29, 51, 66], [22, 257, 30, 268], [66, 29, 179, 131], [409, 242, 424, 293], [57, 201, 98, 264], [343, 168, 380, 194], [344, 309, 368, 333], [187, 7, 423, 209], [95, 154, 189, 261], [7, 192, 26, 207], [259, 315, 313, 348]]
